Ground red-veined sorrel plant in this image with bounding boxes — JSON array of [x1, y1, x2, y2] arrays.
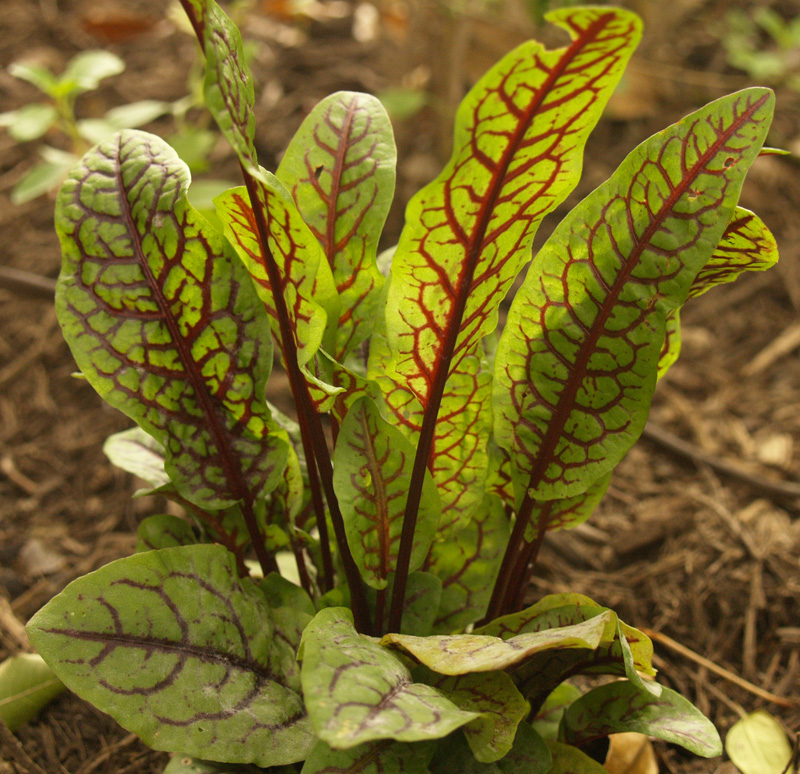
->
[[27, 2, 779, 772]]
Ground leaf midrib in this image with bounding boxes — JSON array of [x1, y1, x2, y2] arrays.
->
[[526, 91, 770, 493]]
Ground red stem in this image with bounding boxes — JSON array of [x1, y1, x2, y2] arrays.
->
[[240, 167, 371, 633]]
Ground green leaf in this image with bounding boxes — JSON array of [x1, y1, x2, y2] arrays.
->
[[493, 88, 774, 501], [169, 126, 219, 174], [0, 653, 65, 731], [277, 91, 395, 358], [299, 607, 478, 748], [0, 103, 58, 142], [423, 670, 529, 762], [373, 349, 492, 539], [547, 741, 609, 773], [7, 62, 58, 95], [725, 710, 793, 774], [658, 207, 778, 381], [429, 724, 552, 774], [381, 611, 616, 675], [399, 572, 442, 636], [560, 681, 722, 757], [332, 397, 441, 590], [59, 50, 125, 94], [163, 754, 247, 772], [78, 100, 173, 144], [103, 427, 170, 489], [383, 8, 642, 410], [531, 683, 582, 741], [214, 177, 330, 368], [201, 0, 258, 170], [426, 494, 509, 633], [55, 130, 288, 510], [11, 155, 75, 204], [27, 545, 314, 766], [523, 475, 611, 542], [136, 514, 198, 552], [301, 739, 435, 774]]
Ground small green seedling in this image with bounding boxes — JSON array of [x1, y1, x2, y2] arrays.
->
[[27, 2, 779, 772]]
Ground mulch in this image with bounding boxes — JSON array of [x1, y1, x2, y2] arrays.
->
[[1, 1, 798, 772]]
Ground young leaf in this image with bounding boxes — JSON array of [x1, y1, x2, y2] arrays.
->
[[421, 669, 529, 763], [103, 427, 171, 489], [214, 181, 330, 367], [332, 397, 441, 590], [298, 607, 478, 748], [493, 88, 774, 502], [55, 130, 289, 511], [0, 103, 58, 142], [0, 653, 65, 731], [301, 739, 435, 774], [27, 545, 315, 767], [11, 154, 76, 204], [383, 7, 643, 407], [426, 494, 509, 633], [725, 710, 793, 774], [277, 91, 396, 358], [59, 50, 125, 94], [531, 683, 583, 741], [381, 611, 616, 675], [560, 682, 722, 757]]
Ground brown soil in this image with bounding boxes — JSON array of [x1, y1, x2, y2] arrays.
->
[[1, 1, 798, 772]]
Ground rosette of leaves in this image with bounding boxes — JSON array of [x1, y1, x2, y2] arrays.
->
[[27, 2, 779, 772]]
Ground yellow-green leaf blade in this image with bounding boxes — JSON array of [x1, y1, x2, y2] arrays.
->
[[384, 8, 642, 407], [494, 88, 774, 501]]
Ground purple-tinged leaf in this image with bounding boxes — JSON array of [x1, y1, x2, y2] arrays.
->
[[561, 682, 722, 757], [381, 611, 616, 675], [399, 572, 442, 636], [383, 8, 642, 407], [277, 91, 396, 358], [494, 88, 774, 501], [27, 545, 315, 766], [215, 179, 331, 367], [55, 130, 289, 511], [298, 608, 478, 748], [524, 474, 611, 541], [421, 669, 529, 763], [301, 739, 435, 774], [332, 397, 441, 590], [426, 495, 509, 634]]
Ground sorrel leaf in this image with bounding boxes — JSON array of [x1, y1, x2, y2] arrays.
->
[[560, 681, 722, 757], [426, 495, 509, 633], [332, 397, 441, 589], [215, 179, 331, 367], [429, 724, 551, 774], [382, 611, 616, 675], [399, 572, 442, 636], [136, 514, 197, 552], [27, 545, 315, 766], [103, 427, 170, 489], [531, 683, 583, 741], [493, 88, 774, 501], [0, 653, 65, 731], [200, 0, 257, 170], [277, 91, 395, 358], [658, 206, 778, 379], [422, 670, 529, 762], [301, 739, 435, 774], [375, 352, 493, 538], [298, 608, 479, 747], [383, 7, 642, 406], [55, 130, 289, 512], [546, 741, 608, 773]]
